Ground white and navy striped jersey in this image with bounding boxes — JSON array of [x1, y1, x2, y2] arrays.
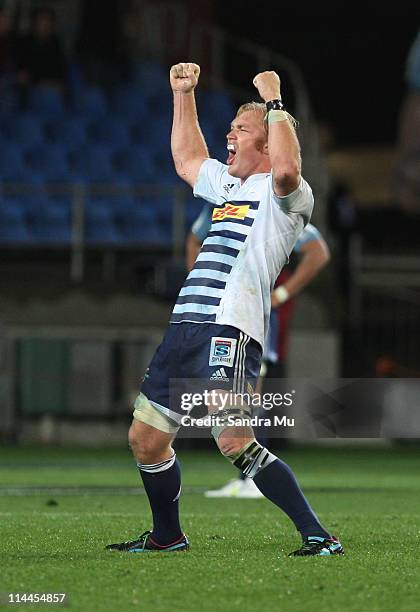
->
[[170, 159, 314, 348], [192, 206, 322, 254]]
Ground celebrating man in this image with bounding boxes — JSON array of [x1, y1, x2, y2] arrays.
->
[[107, 63, 343, 556]]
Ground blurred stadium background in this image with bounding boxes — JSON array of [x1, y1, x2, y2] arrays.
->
[[0, 2, 419, 445], [0, 3, 420, 610]]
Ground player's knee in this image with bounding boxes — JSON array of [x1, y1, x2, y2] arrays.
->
[[128, 432, 159, 464], [128, 421, 168, 464], [216, 431, 255, 460]]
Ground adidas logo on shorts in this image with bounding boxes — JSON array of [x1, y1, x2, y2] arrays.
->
[[210, 368, 229, 382]]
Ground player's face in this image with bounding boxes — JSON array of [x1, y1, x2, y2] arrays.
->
[[226, 110, 269, 181]]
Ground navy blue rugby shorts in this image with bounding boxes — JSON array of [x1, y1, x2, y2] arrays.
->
[[141, 322, 262, 425]]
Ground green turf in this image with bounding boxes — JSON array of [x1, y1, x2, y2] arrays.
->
[[0, 445, 419, 611]]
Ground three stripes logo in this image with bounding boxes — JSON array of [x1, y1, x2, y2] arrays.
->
[[210, 368, 230, 382]]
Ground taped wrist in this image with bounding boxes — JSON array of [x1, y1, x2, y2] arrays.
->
[[267, 109, 288, 124], [273, 285, 289, 304]]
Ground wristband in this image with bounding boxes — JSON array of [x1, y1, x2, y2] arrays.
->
[[265, 99, 284, 112], [273, 285, 289, 304], [267, 109, 288, 125]]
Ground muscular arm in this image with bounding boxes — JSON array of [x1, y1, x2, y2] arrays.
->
[[170, 63, 209, 188], [267, 117, 301, 196], [253, 71, 301, 196], [271, 237, 330, 308]]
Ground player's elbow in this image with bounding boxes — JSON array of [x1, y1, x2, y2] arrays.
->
[[272, 163, 300, 196], [310, 244, 331, 273], [318, 240, 331, 267], [173, 157, 194, 187], [322, 244, 331, 266]]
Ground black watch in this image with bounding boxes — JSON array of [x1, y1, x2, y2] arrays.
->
[[266, 99, 284, 112]]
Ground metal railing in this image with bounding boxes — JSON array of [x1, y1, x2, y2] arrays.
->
[[349, 240, 420, 374], [1, 182, 191, 283]]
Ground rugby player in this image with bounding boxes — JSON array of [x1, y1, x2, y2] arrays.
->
[[185, 211, 330, 498], [106, 63, 343, 556]]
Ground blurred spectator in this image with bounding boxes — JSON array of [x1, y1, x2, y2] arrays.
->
[[0, 7, 18, 113], [0, 8, 15, 74], [16, 7, 67, 89], [394, 29, 420, 213], [76, 0, 126, 87], [327, 181, 358, 300]]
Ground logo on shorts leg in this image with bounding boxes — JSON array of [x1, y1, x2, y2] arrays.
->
[[209, 337, 237, 367], [210, 368, 230, 382]]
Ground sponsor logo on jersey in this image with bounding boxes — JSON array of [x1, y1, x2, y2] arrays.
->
[[210, 367, 230, 382], [209, 337, 237, 367], [212, 203, 250, 222]]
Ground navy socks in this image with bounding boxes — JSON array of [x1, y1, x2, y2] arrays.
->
[[137, 453, 183, 546], [253, 457, 330, 539], [138, 449, 329, 542]]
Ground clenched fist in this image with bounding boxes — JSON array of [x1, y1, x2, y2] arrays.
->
[[170, 62, 200, 93], [253, 71, 281, 102]]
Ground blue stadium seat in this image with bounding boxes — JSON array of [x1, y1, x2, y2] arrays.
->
[[88, 117, 130, 149], [0, 84, 19, 118], [67, 61, 87, 92], [69, 146, 114, 182], [0, 145, 25, 175], [0, 200, 31, 243], [0, 166, 46, 192], [31, 200, 72, 244], [21, 194, 48, 220], [29, 86, 65, 117], [186, 198, 202, 227], [199, 90, 236, 128], [25, 145, 72, 181], [46, 114, 88, 150], [114, 199, 150, 222], [72, 86, 109, 118], [112, 146, 155, 182], [112, 86, 148, 120], [131, 61, 167, 95], [130, 116, 171, 152], [152, 151, 179, 184], [198, 117, 228, 155], [4, 113, 45, 148], [152, 197, 175, 241], [115, 203, 164, 244], [118, 219, 165, 245], [93, 194, 137, 216], [145, 92, 172, 118], [85, 201, 119, 244]]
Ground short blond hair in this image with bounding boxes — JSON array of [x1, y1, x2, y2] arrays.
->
[[236, 101, 298, 135]]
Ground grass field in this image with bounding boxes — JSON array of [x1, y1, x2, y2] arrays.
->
[[1, 444, 419, 611]]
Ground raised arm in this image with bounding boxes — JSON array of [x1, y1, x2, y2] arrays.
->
[[253, 71, 301, 197], [170, 62, 209, 188], [271, 235, 330, 308]]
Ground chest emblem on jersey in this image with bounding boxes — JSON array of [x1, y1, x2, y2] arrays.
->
[[212, 203, 250, 222], [209, 337, 237, 367]]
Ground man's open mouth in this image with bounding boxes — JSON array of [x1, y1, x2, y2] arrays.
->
[[227, 143, 236, 165]]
